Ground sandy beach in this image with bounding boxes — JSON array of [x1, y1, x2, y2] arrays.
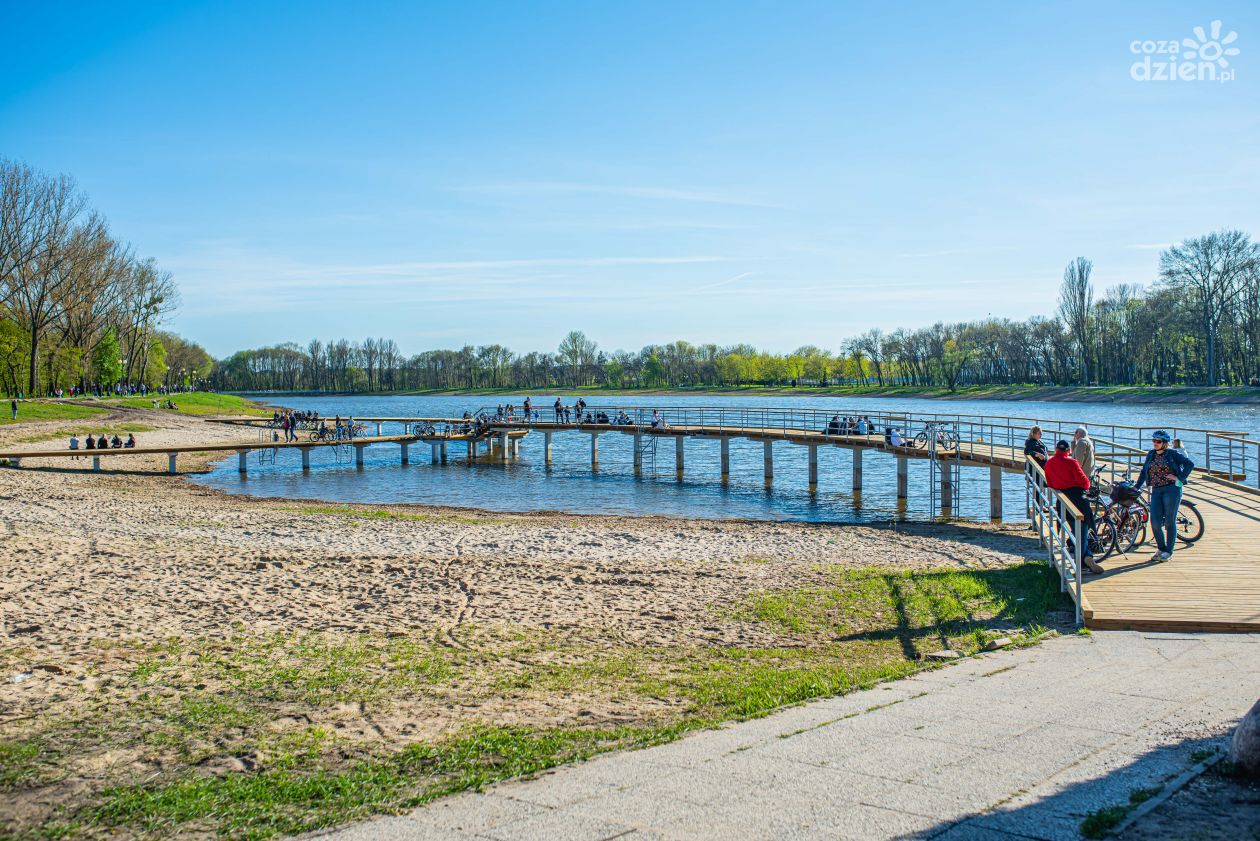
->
[[0, 408, 1052, 836]]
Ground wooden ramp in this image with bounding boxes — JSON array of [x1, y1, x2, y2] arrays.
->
[[1083, 480, 1260, 632]]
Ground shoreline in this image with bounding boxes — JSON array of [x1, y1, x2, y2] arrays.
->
[[232, 385, 1260, 405]]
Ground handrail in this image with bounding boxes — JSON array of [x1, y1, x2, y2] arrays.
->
[[1024, 455, 1085, 624]]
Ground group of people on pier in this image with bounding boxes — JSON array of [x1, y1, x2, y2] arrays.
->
[[825, 415, 876, 435], [1026, 424, 1194, 568]]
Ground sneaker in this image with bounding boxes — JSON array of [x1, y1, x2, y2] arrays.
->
[[1154, 551, 1170, 562]]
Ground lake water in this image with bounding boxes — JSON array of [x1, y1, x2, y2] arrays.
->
[[193, 394, 1259, 523]]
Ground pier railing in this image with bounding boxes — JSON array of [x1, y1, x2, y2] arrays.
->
[[1024, 456, 1085, 624], [484, 404, 1244, 478]]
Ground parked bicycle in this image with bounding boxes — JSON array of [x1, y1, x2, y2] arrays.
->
[[1086, 467, 1204, 557], [914, 421, 959, 452]]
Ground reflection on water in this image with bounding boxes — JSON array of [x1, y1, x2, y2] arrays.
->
[[193, 394, 1258, 523]]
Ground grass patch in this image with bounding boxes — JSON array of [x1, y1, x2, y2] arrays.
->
[[731, 564, 1062, 649], [1080, 784, 1165, 838], [82, 724, 684, 841], [0, 401, 105, 427], [94, 392, 268, 417]]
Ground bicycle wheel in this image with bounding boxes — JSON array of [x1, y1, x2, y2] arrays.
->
[[1090, 519, 1117, 562], [913, 431, 929, 449], [1175, 501, 1204, 544], [942, 431, 959, 451], [1109, 509, 1144, 555]]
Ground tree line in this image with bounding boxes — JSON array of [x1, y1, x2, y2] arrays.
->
[[211, 228, 1260, 394], [0, 158, 212, 396]]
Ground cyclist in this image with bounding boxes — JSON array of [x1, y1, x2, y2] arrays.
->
[[1133, 430, 1194, 562], [1045, 440, 1104, 572]]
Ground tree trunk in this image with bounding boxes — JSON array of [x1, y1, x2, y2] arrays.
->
[[27, 324, 39, 395]]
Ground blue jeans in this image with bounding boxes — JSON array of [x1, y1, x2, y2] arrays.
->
[[1150, 484, 1182, 555]]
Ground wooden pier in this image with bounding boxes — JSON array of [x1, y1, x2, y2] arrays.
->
[[3, 404, 1258, 632]]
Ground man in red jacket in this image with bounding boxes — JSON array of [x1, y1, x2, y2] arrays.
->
[[1045, 440, 1103, 571]]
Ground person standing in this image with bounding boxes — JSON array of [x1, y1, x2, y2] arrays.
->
[[9, 398, 16, 420], [1045, 440, 1103, 572], [1071, 426, 1095, 477], [1024, 425, 1048, 466], [1134, 430, 1194, 562]]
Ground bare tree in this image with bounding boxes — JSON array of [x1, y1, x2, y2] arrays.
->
[[1160, 230, 1259, 385], [5, 171, 87, 392], [1057, 257, 1094, 384]]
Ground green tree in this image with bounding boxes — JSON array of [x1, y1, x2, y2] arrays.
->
[[93, 327, 122, 386], [144, 336, 167, 388]]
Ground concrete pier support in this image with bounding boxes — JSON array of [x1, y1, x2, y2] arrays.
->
[[808, 444, 818, 488], [896, 456, 908, 499], [168, 453, 178, 475], [467, 441, 475, 460], [238, 451, 248, 474], [632, 431, 642, 474], [431, 443, 440, 464], [591, 433, 600, 468], [720, 438, 730, 479], [852, 448, 863, 491], [499, 432, 509, 461], [941, 463, 954, 510], [513, 438, 520, 457], [544, 431, 553, 464], [763, 441, 774, 485], [354, 444, 365, 467], [990, 466, 1003, 520], [93, 455, 101, 472], [440, 440, 448, 463], [302, 447, 312, 470], [675, 436, 685, 474]]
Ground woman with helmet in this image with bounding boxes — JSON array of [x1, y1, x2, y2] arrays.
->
[[1133, 430, 1195, 562]]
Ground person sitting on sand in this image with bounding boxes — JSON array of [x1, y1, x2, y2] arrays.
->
[[125, 434, 136, 448], [69, 434, 80, 459], [84, 434, 96, 450], [111, 435, 123, 448]]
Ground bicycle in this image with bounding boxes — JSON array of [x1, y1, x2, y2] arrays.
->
[[1087, 468, 1204, 556], [914, 421, 959, 452]]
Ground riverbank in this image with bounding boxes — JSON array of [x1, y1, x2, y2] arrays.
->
[[234, 384, 1260, 405], [0, 407, 1066, 839]]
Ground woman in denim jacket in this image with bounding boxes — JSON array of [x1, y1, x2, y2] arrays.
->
[[1133, 430, 1194, 561]]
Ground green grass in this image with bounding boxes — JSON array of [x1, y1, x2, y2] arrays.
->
[[1080, 784, 1165, 838], [0, 401, 105, 426], [731, 564, 1062, 642], [94, 392, 268, 417], [82, 724, 685, 841], [4, 563, 1068, 839]]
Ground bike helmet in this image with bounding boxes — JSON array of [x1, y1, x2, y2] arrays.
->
[[1151, 430, 1171, 442]]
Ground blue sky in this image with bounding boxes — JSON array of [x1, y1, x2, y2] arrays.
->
[[2, 1, 1257, 358]]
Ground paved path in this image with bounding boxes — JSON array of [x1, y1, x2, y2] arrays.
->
[[317, 632, 1258, 841]]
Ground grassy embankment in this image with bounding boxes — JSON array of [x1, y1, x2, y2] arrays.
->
[[1, 563, 1067, 840], [1, 393, 267, 430]]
